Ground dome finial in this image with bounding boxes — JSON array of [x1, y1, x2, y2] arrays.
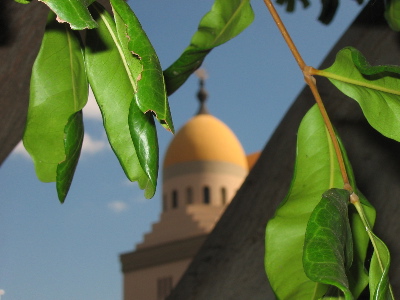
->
[[195, 69, 209, 115]]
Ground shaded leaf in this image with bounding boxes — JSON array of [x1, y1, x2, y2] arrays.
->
[[318, 0, 339, 24], [303, 188, 353, 300], [164, 0, 254, 95], [23, 12, 88, 183], [369, 231, 394, 299], [276, 0, 310, 12], [85, 3, 149, 191], [129, 97, 158, 198], [110, 0, 174, 133], [56, 111, 84, 203], [385, 0, 400, 31], [265, 105, 375, 299], [14, 0, 32, 4], [40, 0, 97, 29], [315, 47, 400, 142]]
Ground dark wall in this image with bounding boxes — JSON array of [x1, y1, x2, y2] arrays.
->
[[168, 1, 400, 299]]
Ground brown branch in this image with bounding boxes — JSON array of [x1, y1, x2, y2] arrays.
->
[[263, 0, 351, 191]]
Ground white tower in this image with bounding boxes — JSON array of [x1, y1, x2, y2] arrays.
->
[[120, 79, 250, 300]]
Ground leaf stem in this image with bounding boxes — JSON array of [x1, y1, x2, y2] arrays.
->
[[263, 0, 351, 191], [262, 0, 305, 70]]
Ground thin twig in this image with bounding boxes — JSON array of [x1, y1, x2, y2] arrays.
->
[[263, 0, 351, 191]]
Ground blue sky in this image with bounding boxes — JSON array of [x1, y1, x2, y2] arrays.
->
[[0, 1, 364, 299]]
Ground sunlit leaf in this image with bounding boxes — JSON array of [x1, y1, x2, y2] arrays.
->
[[23, 12, 88, 183], [110, 0, 174, 133], [13, 0, 32, 4], [40, 0, 97, 29], [129, 97, 158, 198], [265, 105, 375, 299], [314, 47, 400, 142], [164, 0, 254, 95], [85, 3, 149, 192], [303, 188, 353, 300], [385, 0, 400, 31], [56, 111, 84, 203]]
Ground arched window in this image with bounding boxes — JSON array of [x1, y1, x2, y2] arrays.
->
[[221, 187, 227, 205], [186, 187, 193, 204], [203, 186, 210, 204], [172, 190, 178, 208]]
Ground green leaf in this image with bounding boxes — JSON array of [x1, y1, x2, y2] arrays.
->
[[110, 0, 174, 133], [265, 105, 343, 299], [56, 111, 84, 203], [265, 104, 375, 299], [385, 0, 400, 31], [23, 12, 88, 183], [13, 0, 32, 4], [315, 47, 400, 142], [369, 231, 394, 300], [338, 137, 376, 298], [40, 0, 97, 30], [303, 188, 354, 300], [164, 0, 254, 95], [129, 97, 158, 198], [85, 3, 149, 191]]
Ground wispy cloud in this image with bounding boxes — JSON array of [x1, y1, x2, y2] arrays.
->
[[12, 141, 30, 158], [83, 87, 102, 121], [12, 133, 108, 160], [81, 133, 108, 155], [108, 200, 129, 213]]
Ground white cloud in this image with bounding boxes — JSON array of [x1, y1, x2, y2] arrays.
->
[[12, 133, 108, 160], [108, 200, 129, 213], [12, 141, 30, 159], [83, 86, 102, 121], [81, 133, 108, 155]]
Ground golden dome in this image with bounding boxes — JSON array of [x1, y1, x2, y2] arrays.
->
[[163, 114, 248, 169]]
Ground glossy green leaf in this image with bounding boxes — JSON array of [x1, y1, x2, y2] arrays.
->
[[129, 97, 158, 198], [315, 47, 400, 142], [369, 231, 394, 300], [85, 3, 149, 191], [265, 105, 375, 299], [40, 0, 97, 30], [110, 0, 174, 133], [164, 0, 254, 95], [340, 139, 376, 298], [56, 111, 84, 203], [265, 105, 342, 299], [303, 188, 353, 300], [385, 0, 400, 31], [23, 12, 88, 183]]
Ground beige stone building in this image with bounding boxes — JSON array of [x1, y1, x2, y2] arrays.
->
[[120, 81, 259, 300]]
